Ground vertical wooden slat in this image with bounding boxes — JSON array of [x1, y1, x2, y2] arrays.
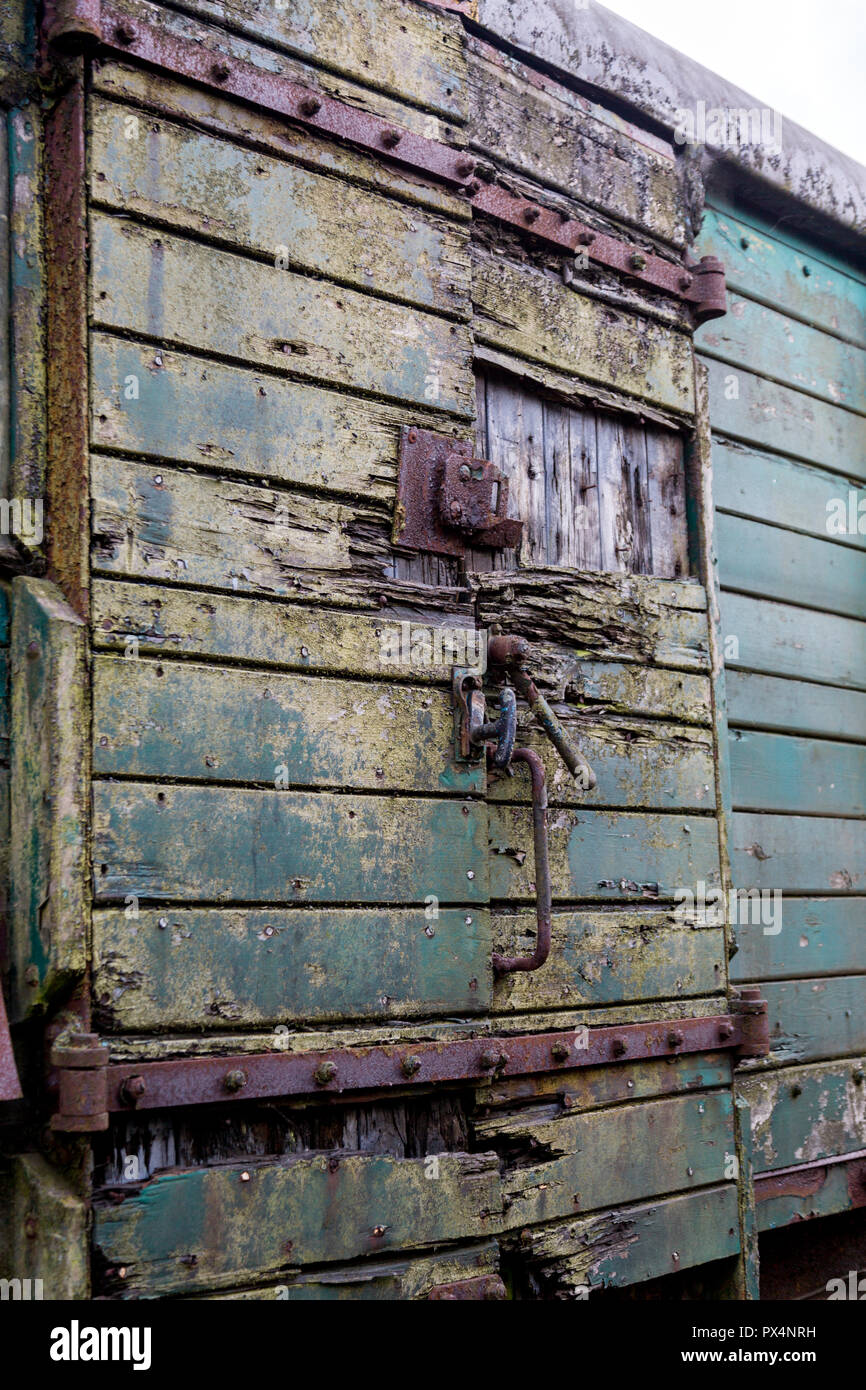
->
[[625, 420, 653, 574], [647, 428, 689, 578], [543, 400, 571, 564], [597, 415, 628, 572]]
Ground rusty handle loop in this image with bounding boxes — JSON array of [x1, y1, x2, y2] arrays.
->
[[492, 748, 552, 975], [487, 635, 597, 792]]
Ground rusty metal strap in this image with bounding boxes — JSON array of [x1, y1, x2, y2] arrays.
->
[[754, 1150, 866, 1212], [43, 0, 726, 324], [51, 1006, 767, 1131]]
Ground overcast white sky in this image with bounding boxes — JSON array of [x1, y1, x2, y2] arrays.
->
[[600, 0, 866, 165]]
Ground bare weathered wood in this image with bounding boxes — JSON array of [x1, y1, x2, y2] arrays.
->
[[209, 1243, 503, 1300]]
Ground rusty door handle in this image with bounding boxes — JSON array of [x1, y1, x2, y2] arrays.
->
[[487, 636, 597, 791], [492, 747, 552, 975]]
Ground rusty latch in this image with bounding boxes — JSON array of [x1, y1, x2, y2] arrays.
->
[[394, 426, 523, 557], [50, 1032, 110, 1131]]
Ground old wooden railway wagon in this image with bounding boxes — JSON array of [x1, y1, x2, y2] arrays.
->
[[0, 0, 863, 1301]]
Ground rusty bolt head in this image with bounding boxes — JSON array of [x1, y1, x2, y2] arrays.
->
[[450, 500, 463, 518], [459, 464, 471, 480], [790, 1083, 803, 1098], [372, 1224, 387, 1237], [400, 1055, 422, 1078], [223, 1068, 248, 1093], [455, 156, 476, 178], [381, 129, 403, 149], [667, 1030, 684, 1049], [523, 205, 541, 224], [114, 21, 137, 44], [611, 1038, 627, 1057], [679, 273, 693, 291], [313, 1061, 337, 1086], [299, 94, 322, 116], [577, 230, 596, 246], [120, 1075, 146, 1105], [718, 1021, 733, 1040], [551, 1041, 571, 1062], [479, 1050, 499, 1070], [211, 59, 231, 82], [630, 252, 647, 271]]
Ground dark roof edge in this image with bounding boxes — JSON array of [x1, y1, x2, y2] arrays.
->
[[475, 0, 866, 248]]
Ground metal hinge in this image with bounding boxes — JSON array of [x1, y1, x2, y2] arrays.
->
[[393, 426, 523, 557]]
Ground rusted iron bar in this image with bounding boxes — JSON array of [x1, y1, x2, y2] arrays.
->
[[50, 1007, 764, 1131], [41, 0, 726, 324], [491, 748, 552, 974]]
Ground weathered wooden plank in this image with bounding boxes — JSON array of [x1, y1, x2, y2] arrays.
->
[[596, 414, 653, 575], [91, 216, 474, 417], [92, 61, 468, 219], [93, 906, 491, 1030], [566, 660, 712, 725], [726, 671, 866, 742], [759, 978, 866, 1066], [741, 1056, 866, 1172], [473, 571, 709, 673], [731, 897, 866, 982], [713, 438, 866, 550], [719, 592, 866, 689], [646, 427, 689, 579], [499, 1090, 734, 1227], [488, 807, 720, 902], [9, 578, 88, 1021], [517, 1185, 740, 1294], [91, 580, 475, 676], [484, 373, 546, 567], [729, 730, 866, 816], [697, 205, 866, 347], [490, 909, 723, 1013], [93, 656, 482, 795], [210, 1244, 503, 1300], [698, 295, 866, 410], [91, 456, 390, 599], [475, 1052, 732, 1116], [716, 512, 866, 619], [472, 248, 695, 416], [545, 401, 602, 571], [91, 336, 403, 501], [491, 715, 714, 811], [0, 1155, 88, 1299], [162, 0, 467, 119], [90, 100, 470, 316], [706, 359, 866, 477], [93, 783, 489, 904], [93, 1152, 504, 1295], [756, 1158, 864, 1232], [731, 813, 864, 894], [466, 38, 682, 245]]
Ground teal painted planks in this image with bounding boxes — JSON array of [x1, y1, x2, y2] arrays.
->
[[720, 593, 866, 689], [716, 513, 866, 619], [731, 813, 864, 894], [761, 977, 866, 1064], [713, 439, 866, 547], [92, 783, 489, 904], [729, 730, 866, 816], [726, 671, 866, 742], [730, 897, 866, 982], [706, 359, 866, 478]]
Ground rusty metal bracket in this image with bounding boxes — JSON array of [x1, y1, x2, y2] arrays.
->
[[394, 426, 523, 557], [49, 1009, 766, 1130], [40, 2, 726, 325], [491, 748, 552, 975], [729, 984, 770, 1058]]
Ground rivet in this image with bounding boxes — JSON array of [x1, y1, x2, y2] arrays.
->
[[157, 917, 168, 929], [400, 1055, 422, 1078], [455, 156, 476, 178], [667, 1030, 684, 1048], [523, 205, 541, 224], [114, 21, 137, 44], [459, 464, 471, 480], [679, 273, 693, 291], [577, 230, 595, 246], [790, 1083, 802, 1098], [408, 429, 417, 442], [630, 252, 647, 271], [313, 1061, 337, 1086], [853, 1069, 865, 1085], [372, 1225, 387, 1237], [479, 1050, 498, 1069], [672, 1250, 680, 1261], [300, 646, 309, 657], [740, 236, 750, 249], [120, 1075, 146, 1105], [718, 1021, 733, 1040], [467, 870, 475, 880], [551, 1041, 570, 1061], [381, 128, 402, 149], [299, 94, 322, 116], [687, 1167, 694, 1177], [154, 474, 163, 485], [802, 264, 812, 277], [464, 915, 473, 925], [211, 59, 231, 82], [224, 1069, 247, 1093], [425, 925, 435, 938], [240, 1171, 251, 1182], [611, 1038, 627, 1057]]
